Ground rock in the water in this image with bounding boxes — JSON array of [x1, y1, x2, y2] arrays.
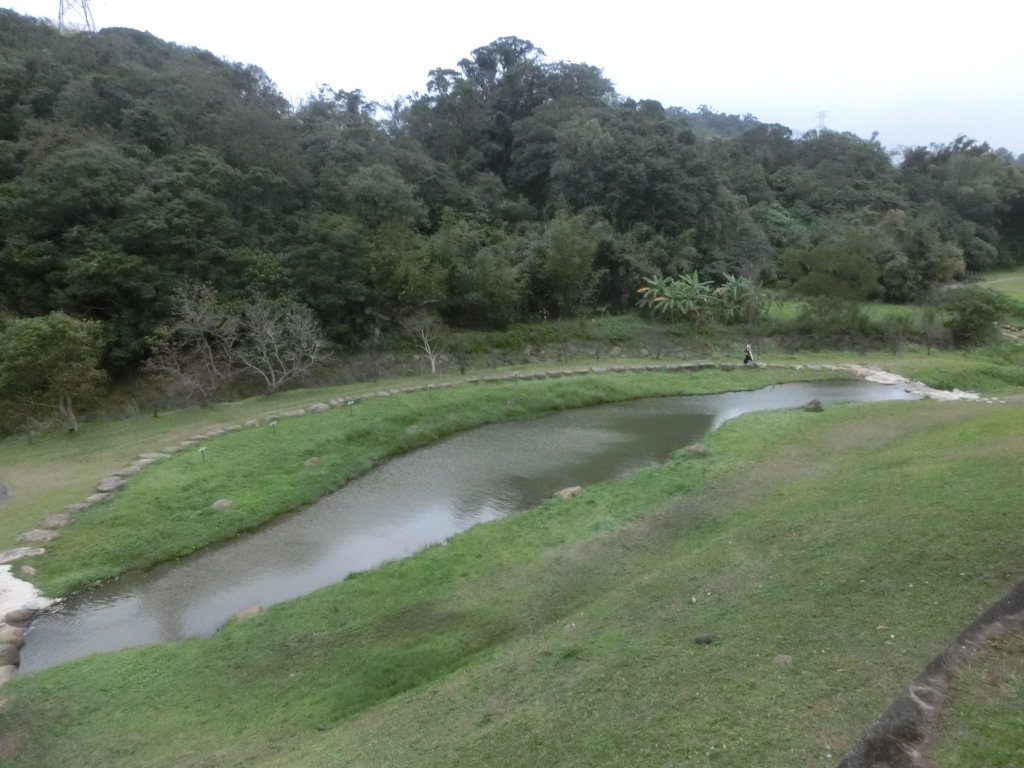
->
[[41, 514, 71, 529], [245, 420, 260, 428], [696, 635, 715, 645], [719, 361, 735, 371], [0, 628, 24, 649], [18, 529, 58, 543], [307, 403, 330, 413], [688, 442, 707, 457], [0, 666, 15, 686], [4, 609, 35, 625], [233, 604, 263, 620], [773, 654, 793, 666], [19, 566, 35, 577], [85, 493, 111, 504], [211, 499, 232, 511], [555, 486, 583, 500], [803, 399, 823, 412], [0, 548, 45, 565], [63, 503, 91, 512], [304, 457, 321, 468], [96, 477, 126, 493], [0, 645, 20, 667]]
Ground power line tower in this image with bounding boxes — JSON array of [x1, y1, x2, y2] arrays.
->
[[59, 0, 96, 32], [815, 111, 829, 131]]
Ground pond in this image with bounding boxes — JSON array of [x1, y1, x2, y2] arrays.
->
[[21, 380, 918, 672]]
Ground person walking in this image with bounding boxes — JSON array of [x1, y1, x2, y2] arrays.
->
[[743, 342, 754, 366]]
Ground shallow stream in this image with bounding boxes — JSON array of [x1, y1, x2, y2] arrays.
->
[[21, 380, 917, 672]]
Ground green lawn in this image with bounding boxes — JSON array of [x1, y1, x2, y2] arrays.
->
[[2, 396, 1022, 766], [983, 267, 1024, 300]]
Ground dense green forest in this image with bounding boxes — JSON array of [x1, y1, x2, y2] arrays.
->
[[2, 10, 1023, 373]]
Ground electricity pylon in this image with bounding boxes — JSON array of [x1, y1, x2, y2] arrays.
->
[[59, 0, 96, 32]]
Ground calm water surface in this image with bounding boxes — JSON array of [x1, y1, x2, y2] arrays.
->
[[21, 380, 917, 672]]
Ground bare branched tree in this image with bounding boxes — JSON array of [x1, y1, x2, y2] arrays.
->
[[236, 295, 331, 393], [144, 284, 239, 403], [402, 313, 445, 374]]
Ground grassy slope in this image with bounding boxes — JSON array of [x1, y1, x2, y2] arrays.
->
[[2, 398, 1022, 766], [10, 367, 836, 596], [983, 267, 1024, 301]]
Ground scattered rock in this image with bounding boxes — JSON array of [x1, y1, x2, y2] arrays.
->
[[189, 434, 208, 441], [307, 403, 330, 413], [63, 503, 91, 512], [85, 493, 112, 504], [696, 635, 715, 645], [161, 446, 183, 454], [18, 566, 35, 577], [807, 364, 822, 371], [263, 415, 280, 423], [591, 367, 607, 373], [555, 486, 583, 500], [719, 361, 735, 371], [282, 409, 306, 417], [611, 365, 626, 372], [755, 362, 767, 369], [223, 425, 243, 432], [205, 429, 225, 437], [304, 457, 321, 468], [803, 399, 823, 412], [96, 477, 126, 493], [646, 365, 663, 372], [245, 420, 260, 428], [41, 514, 72, 529], [211, 499, 233, 511], [111, 466, 142, 477], [18, 530, 58, 544], [630, 366, 645, 372], [138, 452, 172, 460], [0, 549, 45, 566], [3, 609, 35, 625], [0, 628, 23, 649], [233, 604, 263, 620], [0, 666, 15, 686], [179, 440, 198, 447], [773, 654, 793, 666], [688, 442, 707, 458]]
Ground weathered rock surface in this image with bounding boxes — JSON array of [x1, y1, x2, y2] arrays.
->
[[3, 609, 34, 625], [696, 635, 715, 645], [773, 654, 793, 666], [41, 514, 72, 529], [233, 604, 263, 620], [63, 503, 91, 512], [304, 457, 321, 468], [804, 399, 824, 412], [282, 409, 306, 417], [223, 425, 242, 432], [85, 493, 111, 504], [0, 666, 15, 686], [688, 442, 707, 457], [189, 434, 208, 441], [96, 477, 126, 493], [0, 645, 17, 670], [211, 499, 233, 511], [719, 361, 735, 371], [555, 486, 583, 500], [245, 420, 260, 428], [18, 530, 58, 544], [179, 440, 198, 447], [206, 429, 225, 437], [0, 628, 23, 648], [161, 446, 183, 454], [139, 453, 172, 460], [307, 403, 330, 413], [111, 466, 141, 477], [0, 549, 44, 565]]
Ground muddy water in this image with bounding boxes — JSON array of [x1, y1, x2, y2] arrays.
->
[[21, 380, 917, 672]]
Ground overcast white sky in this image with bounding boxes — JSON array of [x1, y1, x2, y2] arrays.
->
[[7, 0, 1024, 154]]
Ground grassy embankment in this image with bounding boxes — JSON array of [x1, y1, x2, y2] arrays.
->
[[983, 266, 1024, 301], [3, 365, 839, 597], [1, 392, 1022, 766]]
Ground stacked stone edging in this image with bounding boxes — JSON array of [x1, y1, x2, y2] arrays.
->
[[0, 359, 997, 689]]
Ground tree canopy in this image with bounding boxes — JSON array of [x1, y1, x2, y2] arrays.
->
[[1, 10, 1022, 375]]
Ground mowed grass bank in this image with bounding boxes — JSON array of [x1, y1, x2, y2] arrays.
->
[[20, 367, 835, 596], [2, 398, 1023, 766]]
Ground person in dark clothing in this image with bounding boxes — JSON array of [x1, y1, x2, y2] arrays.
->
[[743, 342, 754, 365]]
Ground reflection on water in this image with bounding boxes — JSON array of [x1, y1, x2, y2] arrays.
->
[[21, 380, 917, 672]]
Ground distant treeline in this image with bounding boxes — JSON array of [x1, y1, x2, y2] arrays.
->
[[1, 11, 1023, 371]]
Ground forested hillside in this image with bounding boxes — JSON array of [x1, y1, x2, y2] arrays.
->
[[2, 10, 1023, 372]]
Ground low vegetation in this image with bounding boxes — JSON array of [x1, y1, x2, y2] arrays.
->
[[2, 396, 1022, 766]]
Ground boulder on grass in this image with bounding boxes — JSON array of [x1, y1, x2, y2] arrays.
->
[[0, 628, 24, 649], [555, 486, 583, 500], [688, 442, 707, 458], [304, 457, 321, 468], [233, 604, 263, 620], [41, 513, 72, 529], [211, 499, 232, 511], [0, 645, 19, 667], [803, 399, 823, 412]]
